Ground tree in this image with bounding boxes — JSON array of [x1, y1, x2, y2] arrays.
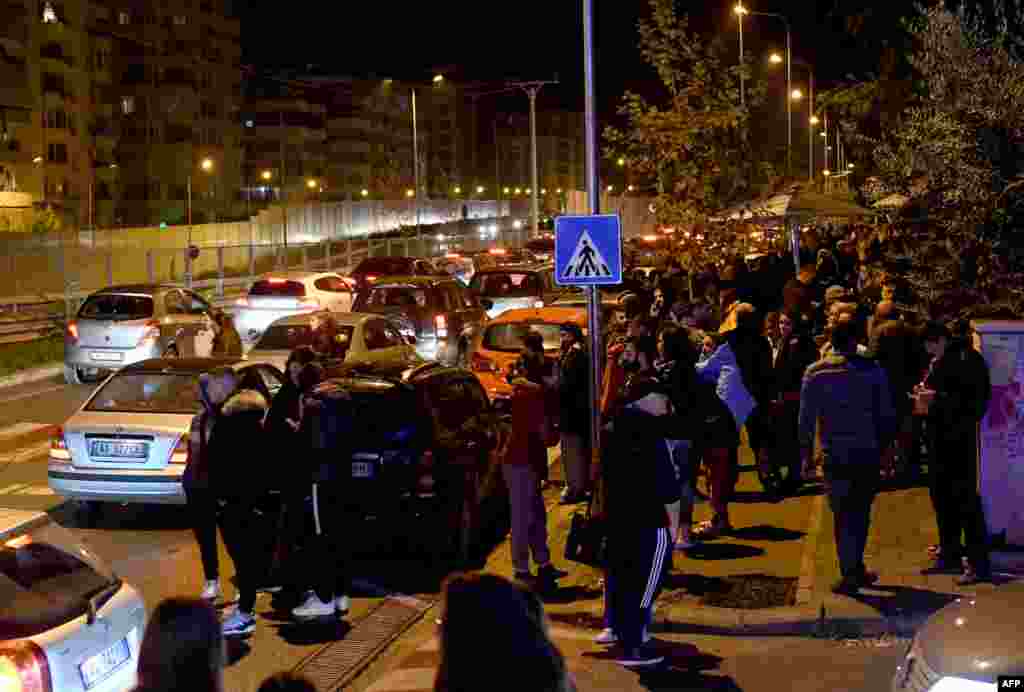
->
[[603, 0, 771, 233], [870, 2, 1024, 315]]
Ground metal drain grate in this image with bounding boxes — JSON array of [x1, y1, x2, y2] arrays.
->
[[292, 596, 432, 692]]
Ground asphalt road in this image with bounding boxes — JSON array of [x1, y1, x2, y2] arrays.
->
[[0, 376, 912, 692]]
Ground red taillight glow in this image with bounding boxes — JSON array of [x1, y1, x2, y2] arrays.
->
[[471, 352, 497, 372], [365, 275, 378, 283], [169, 434, 189, 464], [235, 297, 248, 307], [489, 248, 506, 255], [268, 278, 286, 284], [0, 641, 52, 692], [445, 253, 461, 259], [65, 320, 78, 344], [434, 314, 448, 338], [49, 426, 69, 461], [137, 320, 160, 347]]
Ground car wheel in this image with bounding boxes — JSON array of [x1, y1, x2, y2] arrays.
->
[[163, 344, 180, 358], [63, 364, 83, 385]]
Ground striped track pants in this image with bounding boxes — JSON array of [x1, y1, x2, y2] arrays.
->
[[608, 526, 670, 650]]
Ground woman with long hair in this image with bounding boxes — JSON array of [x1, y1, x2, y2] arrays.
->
[[135, 598, 224, 692], [434, 572, 574, 692]]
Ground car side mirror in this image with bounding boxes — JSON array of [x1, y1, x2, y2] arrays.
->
[[405, 334, 418, 345], [479, 298, 494, 310]]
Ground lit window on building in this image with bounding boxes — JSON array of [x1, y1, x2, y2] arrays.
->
[[118, 11, 130, 24], [121, 96, 135, 115], [173, 15, 186, 25], [42, 2, 58, 23]]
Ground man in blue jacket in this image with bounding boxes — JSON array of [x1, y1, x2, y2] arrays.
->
[[799, 314, 898, 595]]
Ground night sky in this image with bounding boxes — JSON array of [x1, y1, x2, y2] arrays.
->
[[240, 1, 918, 120]]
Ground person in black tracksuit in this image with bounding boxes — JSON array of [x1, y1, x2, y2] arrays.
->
[[601, 340, 672, 668], [208, 382, 273, 637], [290, 363, 356, 620]]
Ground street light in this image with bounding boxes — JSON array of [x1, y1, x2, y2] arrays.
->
[[476, 185, 485, 194], [556, 188, 562, 194], [810, 115, 820, 125], [823, 169, 831, 177], [769, 52, 782, 64], [734, 4, 749, 107], [617, 157, 625, 167], [525, 188, 531, 194], [791, 89, 803, 100], [200, 157, 213, 172], [515, 187, 521, 195], [406, 189, 415, 198], [433, 74, 444, 83], [607, 185, 614, 192], [261, 170, 272, 181], [755, 11, 793, 177], [361, 188, 369, 197], [186, 157, 215, 268], [541, 188, 546, 194], [503, 187, 510, 194], [306, 178, 317, 189], [454, 186, 461, 194], [847, 163, 855, 170], [627, 184, 634, 192]]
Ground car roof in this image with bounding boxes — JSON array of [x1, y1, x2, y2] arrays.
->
[[474, 264, 548, 274], [256, 271, 339, 281], [360, 275, 448, 286], [92, 283, 176, 295], [324, 360, 460, 388], [488, 307, 587, 327], [118, 357, 249, 374], [0, 508, 48, 543], [263, 311, 376, 328]]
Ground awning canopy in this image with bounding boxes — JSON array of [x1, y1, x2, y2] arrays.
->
[[716, 189, 876, 222]]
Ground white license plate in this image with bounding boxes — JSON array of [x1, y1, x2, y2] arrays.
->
[[90, 352, 123, 362], [352, 461, 374, 478], [80, 638, 130, 689], [90, 440, 148, 459]]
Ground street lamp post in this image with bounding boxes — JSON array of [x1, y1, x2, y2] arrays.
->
[[509, 80, 558, 237], [754, 11, 792, 176], [411, 87, 421, 245], [735, 4, 747, 108]]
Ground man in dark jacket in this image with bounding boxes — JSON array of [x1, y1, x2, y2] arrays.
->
[[205, 373, 273, 637], [558, 321, 590, 504], [728, 304, 776, 480], [800, 316, 898, 595], [919, 322, 993, 584]]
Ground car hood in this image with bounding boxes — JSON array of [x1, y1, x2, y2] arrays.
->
[[916, 582, 1024, 680]]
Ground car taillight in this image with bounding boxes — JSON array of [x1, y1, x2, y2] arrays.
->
[[169, 434, 189, 464], [434, 314, 448, 338], [471, 352, 497, 372], [137, 320, 160, 347], [65, 320, 78, 344], [0, 641, 52, 692], [365, 275, 378, 283], [49, 426, 70, 461], [534, 300, 544, 308], [299, 297, 320, 311], [420, 449, 434, 470], [235, 297, 248, 307]]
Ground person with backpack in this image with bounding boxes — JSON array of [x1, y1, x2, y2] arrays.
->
[[290, 362, 356, 620], [208, 369, 273, 637], [183, 367, 238, 603]]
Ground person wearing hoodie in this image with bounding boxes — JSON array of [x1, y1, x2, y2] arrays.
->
[[183, 367, 238, 603], [201, 368, 273, 637], [557, 321, 590, 505], [598, 335, 672, 667]]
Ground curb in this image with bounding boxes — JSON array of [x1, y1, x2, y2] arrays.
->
[[0, 363, 64, 391], [0, 422, 60, 455], [796, 492, 826, 605], [653, 604, 928, 639]]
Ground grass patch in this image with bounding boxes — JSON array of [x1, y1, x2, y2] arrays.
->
[[0, 335, 63, 377]]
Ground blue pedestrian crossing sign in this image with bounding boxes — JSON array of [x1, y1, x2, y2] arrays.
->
[[554, 214, 623, 286]]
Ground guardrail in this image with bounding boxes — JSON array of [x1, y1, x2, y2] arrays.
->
[[0, 224, 531, 346]]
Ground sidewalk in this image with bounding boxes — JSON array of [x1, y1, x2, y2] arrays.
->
[[361, 453, 1020, 691]]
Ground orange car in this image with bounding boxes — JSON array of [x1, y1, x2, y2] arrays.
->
[[466, 306, 587, 403]]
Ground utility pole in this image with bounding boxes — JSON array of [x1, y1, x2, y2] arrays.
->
[[279, 110, 288, 248], [582, 0, 602, 462], [412, 88, 421, 246], [507, 80, 558, 237]]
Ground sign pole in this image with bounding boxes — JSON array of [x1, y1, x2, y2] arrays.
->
[[583, 0, 602, 461]]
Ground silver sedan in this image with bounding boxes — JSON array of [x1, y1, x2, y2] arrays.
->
[[1, 508, 146, 692], [245, 311, 421, 372], [48, 357, 284, 508]]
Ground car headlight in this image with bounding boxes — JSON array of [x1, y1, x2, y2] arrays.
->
[[929, 678, 997, 692]]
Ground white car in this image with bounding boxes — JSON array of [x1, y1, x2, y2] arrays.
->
[[232, 271, 354, 346], [246, 311, 421, 372], [0, 508, 146, 692]]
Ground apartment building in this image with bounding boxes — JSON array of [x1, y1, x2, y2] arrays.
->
[[0, 0, 243, 228], [493, 110, 585, 199]]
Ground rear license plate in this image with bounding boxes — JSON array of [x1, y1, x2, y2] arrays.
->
[[89, 440, 149, 459], [90, 351, 123, 362], [352, 461, 374, 478], [80, 638, 130, 689]]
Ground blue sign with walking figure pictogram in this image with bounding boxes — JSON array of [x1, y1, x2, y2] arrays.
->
[[554, 214, 623, 286]]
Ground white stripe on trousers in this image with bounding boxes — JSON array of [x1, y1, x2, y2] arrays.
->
[[313, 483, 322, 535], [641, 528, 669, 610]]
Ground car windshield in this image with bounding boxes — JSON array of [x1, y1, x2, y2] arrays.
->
[[483, 322, 564, 353], [85, 372, 202, 414], [249, 280, 306, 297], [356, 285, 430, 309], [355, 258, 413, 276], [256, 324, 354, 351], [0, 519, 118, 638], [78, 294, 154, 321], [469, 272, 542, 297]]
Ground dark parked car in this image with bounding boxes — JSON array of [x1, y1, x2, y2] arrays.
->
[[351, 276, 490, 365], [349, 256, 441, 292], [309, 360, 506, 561]]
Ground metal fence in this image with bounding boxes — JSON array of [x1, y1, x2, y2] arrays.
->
[[0, 217, 532, 344]]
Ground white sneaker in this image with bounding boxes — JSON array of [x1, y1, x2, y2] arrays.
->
[[200, 579, 221, 601], [335, 595, 351, 615], [221, 609, 255, 637], [594, 628, 618, 645], [292, 592, 336, 619]]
